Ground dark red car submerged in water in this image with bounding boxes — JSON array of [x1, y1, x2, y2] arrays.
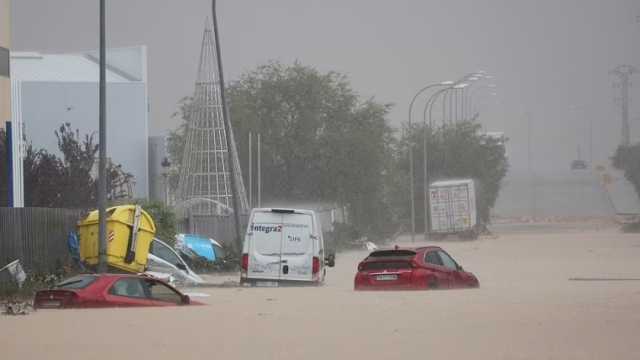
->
[[34, 274, 199, 309], [354, 247, 479, 290]]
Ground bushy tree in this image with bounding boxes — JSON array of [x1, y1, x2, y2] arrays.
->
[[613, 144, 640, 199], [0, 123, 134, 208], [169, 61, 396, 238], [398, 121, 509, 227]]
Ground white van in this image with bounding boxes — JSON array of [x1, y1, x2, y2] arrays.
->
[[241, 208, 334, 286]]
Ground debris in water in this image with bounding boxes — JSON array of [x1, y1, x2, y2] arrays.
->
[[2, 301, 33, 316], [0, 260, 27, 288]]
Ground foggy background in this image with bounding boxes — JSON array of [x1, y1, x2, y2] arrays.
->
[[11, 0, 640, 177]]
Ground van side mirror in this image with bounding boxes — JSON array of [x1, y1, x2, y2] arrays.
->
[[325, 253, 336, 267]]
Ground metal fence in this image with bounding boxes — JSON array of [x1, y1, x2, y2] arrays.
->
[[0, 207, 84, 272]]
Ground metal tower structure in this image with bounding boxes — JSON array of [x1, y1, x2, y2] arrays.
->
[[610, 65, 637, 147], [178, 18, 248, 216]]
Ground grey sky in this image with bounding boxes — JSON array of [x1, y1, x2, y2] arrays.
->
[[12, 0, 640, 176]]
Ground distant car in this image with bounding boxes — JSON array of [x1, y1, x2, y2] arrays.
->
[[33, 274, 199, 309], [571, 160, 588, 170], [354, 247, 479, 290]]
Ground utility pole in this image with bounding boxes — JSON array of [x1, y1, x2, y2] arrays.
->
[[257, 133, 261, 207], [610, 65, 637, 147], [97, 0, 108, 273], [526, 112, 535, 219], [248, 132, 252, 208], [212, 0, 243, 252]]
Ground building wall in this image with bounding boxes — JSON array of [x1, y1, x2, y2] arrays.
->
[[19, 81, 149, 198], [0, 0, 11, 125]]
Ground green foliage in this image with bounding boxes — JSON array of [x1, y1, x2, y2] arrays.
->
[[133, 200, 178, 245], [613, 144, 640, 198], [612, 144, 640, 232], [0, 271, 67, 301], [166, 61, 509, 239], [0, 123, 134, 208], [399, 121, 509, 227], [169, 61, 396, 239]]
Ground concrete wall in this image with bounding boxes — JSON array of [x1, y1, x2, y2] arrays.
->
[[0, 0, 10, 125], [19, 81, 149, 198]]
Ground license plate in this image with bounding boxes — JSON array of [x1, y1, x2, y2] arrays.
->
[[376, 274, 398, 281], [255, 281, 279, 287], [39, 300, 62, 308]]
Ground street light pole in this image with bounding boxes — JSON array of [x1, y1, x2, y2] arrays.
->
[[97, 0, 108, 273], [420, 86, 453, 241], [248, 132, 252, 208], [468, 84, 497, 120], [407, 81, 453, 242], [212, 0, 243, 253]]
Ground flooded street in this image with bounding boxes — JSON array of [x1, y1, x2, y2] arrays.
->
[[2, 227, 640, 360]]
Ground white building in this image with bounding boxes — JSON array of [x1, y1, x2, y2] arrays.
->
[[10, 46, 150, 199]]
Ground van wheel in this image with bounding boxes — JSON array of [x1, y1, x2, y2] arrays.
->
[[426, 278, 439, 290]]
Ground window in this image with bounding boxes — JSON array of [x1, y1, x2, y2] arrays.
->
[[424, 251, 444, 266], [110, 278, 147, 298], [145, 280, 182, 304], [213, 244, 226, 260], [0, 47, 8, 78], [437, 250, 459, 271], [56, 275, 97, 289], [150, 240, 182, 266], [361, 261, 412, 271]]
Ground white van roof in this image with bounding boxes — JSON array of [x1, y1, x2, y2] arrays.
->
[[251, 208, 316, 216], [430, 179, 474, 187]]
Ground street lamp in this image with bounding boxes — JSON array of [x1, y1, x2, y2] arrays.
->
[[467, 83, 497, 120], [453, 83, 469, 123], [97, 0, 108, 273], [419, 82, 468, 239], [407, 81, 453, 242]]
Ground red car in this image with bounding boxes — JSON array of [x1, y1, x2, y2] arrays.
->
[[34, 274, 198, 309], [354, 246, 479, 290]]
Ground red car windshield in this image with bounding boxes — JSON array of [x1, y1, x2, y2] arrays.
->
[[361, 261, 412, 271], [56, 275, 98, 290]]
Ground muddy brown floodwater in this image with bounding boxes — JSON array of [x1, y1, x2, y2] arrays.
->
[[2, 227, 640, 360]]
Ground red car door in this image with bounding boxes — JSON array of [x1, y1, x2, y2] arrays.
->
[[437, 250, 468, 288], [421, 250, 453, 289], [104, 277, 158, 307], [142, 278, 185, 306]]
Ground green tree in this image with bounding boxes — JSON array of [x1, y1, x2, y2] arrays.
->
[[1, 123, 134, 208], [613, 143, 640, 199], [399, 121, 509, 228], [612, 144, 640, 231], [169, 61, 396, 239]]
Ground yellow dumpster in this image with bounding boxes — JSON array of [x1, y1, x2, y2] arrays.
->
[[78, 205, 156, 273]]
